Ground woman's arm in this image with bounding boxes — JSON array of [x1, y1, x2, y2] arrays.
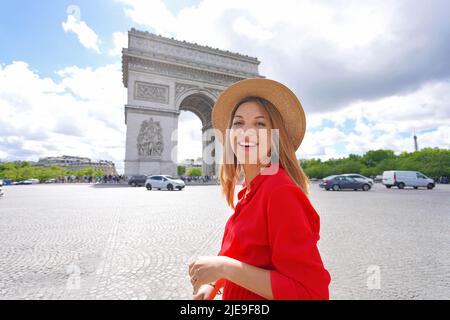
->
[[189, 256, 273, 299], [266, 185, 331, 299], [212, 277, 225, 290], [221, 257, 274, 300]]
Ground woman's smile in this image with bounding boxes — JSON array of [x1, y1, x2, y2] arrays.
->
[[238, 141, 259, 152]]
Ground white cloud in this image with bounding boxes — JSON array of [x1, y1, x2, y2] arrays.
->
[[109, 32, 128, 57], [0, 61, 126, 172], [118, 0, 177, 36], [62, 14, 102, 53], [232, 16, 274, 41], [298, 80, 450, 158], [299, 126, 347, 160]]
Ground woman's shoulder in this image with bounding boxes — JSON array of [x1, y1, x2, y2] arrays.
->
[[262, 166, 301, 193], [263, 167, 320, 235]]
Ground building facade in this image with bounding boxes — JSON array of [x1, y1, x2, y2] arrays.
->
[[37, 155, 118, 175]]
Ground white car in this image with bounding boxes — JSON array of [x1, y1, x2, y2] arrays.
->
[[382, 170, 435, 190], [23, 179, 40, 184], [342, 174, 374, 186], [145, 175, 185, 191]]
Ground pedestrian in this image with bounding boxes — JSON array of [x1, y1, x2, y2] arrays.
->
[[189, 78, 331, 300]]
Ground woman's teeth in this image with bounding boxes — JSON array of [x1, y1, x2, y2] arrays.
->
[[239, 142, 257, 147]]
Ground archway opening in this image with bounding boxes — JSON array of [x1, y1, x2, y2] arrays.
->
[[177, 93, 216, 178], [177, 110, 203, 174]]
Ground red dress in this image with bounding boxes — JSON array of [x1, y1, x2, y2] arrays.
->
[[217, 165, 331, 300]]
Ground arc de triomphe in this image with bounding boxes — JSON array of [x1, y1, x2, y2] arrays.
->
[[122, 29, 262, 177]]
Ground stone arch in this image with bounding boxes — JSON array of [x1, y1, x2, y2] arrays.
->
[[122, 29, 261, 177], [176, 90, 216, 124]]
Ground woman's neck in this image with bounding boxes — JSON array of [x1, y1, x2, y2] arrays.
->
[[242, 164, 262, 191]]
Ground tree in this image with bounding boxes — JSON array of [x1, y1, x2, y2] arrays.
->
[[186, 167, 202, 177], [0, 162, 108, 182], [177, 165, 186, 176], [299, 148, 450, 179], [362, 150, 395, 167]]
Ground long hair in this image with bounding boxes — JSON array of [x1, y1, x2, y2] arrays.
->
[[219, 96, 310, 209]]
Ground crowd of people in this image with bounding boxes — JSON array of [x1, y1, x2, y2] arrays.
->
[[179, 175, 218, 184], [53, 174, 126, 184], [436, 176, 449, 184]]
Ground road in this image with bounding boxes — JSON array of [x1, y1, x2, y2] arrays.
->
[[0, 182, 449, 299]]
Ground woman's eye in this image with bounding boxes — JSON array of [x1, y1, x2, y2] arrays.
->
[[233, 122, 243, 126], [257, 122, 266, 127]]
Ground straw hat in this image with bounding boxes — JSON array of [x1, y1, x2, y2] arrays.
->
[[211, 78, 306, 151]]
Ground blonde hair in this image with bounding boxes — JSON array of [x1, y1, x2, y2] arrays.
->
[[219, 96, 310, 209]]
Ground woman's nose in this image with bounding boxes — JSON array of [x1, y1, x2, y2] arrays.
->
[[239, 127, 258, 140]]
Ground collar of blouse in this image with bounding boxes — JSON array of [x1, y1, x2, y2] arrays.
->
[[238, 164, 282, 203]]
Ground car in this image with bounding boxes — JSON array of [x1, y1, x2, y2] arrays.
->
[[374, 175, 383, 183], [128, 175, 148, 187], [382, 170, 435, 190], [45, 178, 57, 183], [341, 173, 374, 185], [145, 175, 185, 191], [319, 175, 371, 191], [24, 179, 40, 184], [0, 179, 12, 185], [16, 180, 34, 185]]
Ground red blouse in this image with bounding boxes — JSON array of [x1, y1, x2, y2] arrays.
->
[[217, 165, 331, 300]]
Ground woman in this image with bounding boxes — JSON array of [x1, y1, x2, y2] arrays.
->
[[188, 78, 331, 300]]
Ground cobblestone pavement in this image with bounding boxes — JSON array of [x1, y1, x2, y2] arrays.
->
[[0, 182, 449, 299]]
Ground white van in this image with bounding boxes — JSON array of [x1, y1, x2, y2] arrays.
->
[[382, 170, 435, 190]]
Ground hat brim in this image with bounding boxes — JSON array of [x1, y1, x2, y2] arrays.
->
[[211, 78, 306, 151]]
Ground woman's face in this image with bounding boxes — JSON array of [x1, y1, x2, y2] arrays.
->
[[229, 101, 272, 165]]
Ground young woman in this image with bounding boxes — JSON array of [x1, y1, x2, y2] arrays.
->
[[188, 78, 331, 300]]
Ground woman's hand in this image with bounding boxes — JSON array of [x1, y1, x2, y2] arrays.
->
[[189, 256, 230, 295], [192, 284, 215, 300]]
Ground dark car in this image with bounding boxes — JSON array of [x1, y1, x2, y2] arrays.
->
[[128, 175, 147, 187], [319, 175, 371, 191]]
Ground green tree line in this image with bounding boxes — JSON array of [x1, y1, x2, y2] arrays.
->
[[177, 165, 202, 177], [300, 148, 450, 179], [0, 161, 106, 182], [2, 148, 449, 182]]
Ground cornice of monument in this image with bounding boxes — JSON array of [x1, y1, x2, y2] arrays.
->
[[122, 28, 263, 87], [124, 55, 254, 88], [129, 28, 260, 64]]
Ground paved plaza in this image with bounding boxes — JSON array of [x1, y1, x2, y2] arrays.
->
[[0, 182, 449, 299]]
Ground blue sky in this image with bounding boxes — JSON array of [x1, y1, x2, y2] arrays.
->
[[1, 1, 121, 74], [1, 0, 449, 173], [0, 0, 198, 75]]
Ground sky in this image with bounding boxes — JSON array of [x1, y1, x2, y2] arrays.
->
[[1, 0, 449, 174]]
